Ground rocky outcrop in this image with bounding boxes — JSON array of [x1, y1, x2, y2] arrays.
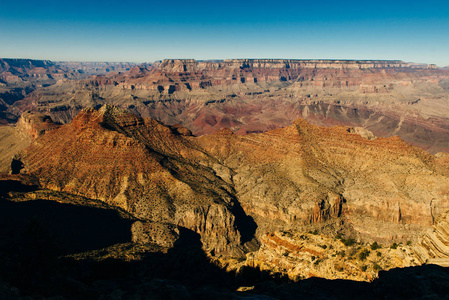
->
[[416, 212, 449, 266], [131, 221, 180, 248], [247, 231, 419, 281], [20, 106, 247, 256], [17, 107, 449, 268], [347, 127, 376, 140], [11, 58, 449, 153], [16, 111, 59, 139]]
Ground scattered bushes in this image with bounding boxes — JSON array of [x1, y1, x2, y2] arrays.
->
[[373, 263, 382, 271], [370, 242, 381, 250], [341, 238, 356, 247], [358, 249, 370, 261]]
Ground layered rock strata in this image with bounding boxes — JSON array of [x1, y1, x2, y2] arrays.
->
[[11, 58, 449, 153], [17, 107, 449, 274]]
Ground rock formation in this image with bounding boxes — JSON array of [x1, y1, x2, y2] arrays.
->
[[2, 58, 449, 298], [0, 58, 139, 126], [14, 107, 449, 281], [9, 58, 449, 153]]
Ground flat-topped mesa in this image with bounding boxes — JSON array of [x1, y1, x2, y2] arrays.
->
[[223, 59, 411, 70], [158, 59, 221, 72], [17, 111, 59, 139], [0, 58, 54, 70], [156, 58, 429, 73]]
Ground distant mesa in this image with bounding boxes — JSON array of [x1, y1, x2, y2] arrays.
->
[[2, 57, 449, 298]]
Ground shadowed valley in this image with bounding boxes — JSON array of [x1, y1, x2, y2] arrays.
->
[[1, 58, 449, 298]]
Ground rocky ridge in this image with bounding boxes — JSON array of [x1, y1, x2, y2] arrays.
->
[[14, 106, 449, 281], [10, 58, 449, 153], [0, 58, 139, 125]]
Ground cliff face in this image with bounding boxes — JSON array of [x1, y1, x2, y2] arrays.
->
[[11, 58, 449, 153], [195, 118, 449, 242], [0, 58, 139, 125], [20, 106, 247, 256], [157, 59, 417, 73], [17, 107, 449, 276]]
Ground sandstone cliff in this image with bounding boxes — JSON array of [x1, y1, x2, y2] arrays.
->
[[20, 106, 249, 256], [11, 58, 449, 154], [16, 107, 449, 280]]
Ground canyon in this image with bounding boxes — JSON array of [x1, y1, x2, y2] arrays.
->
[[1, 58, 449, 298], [4, 58, 449, 154], [0, 58, 136, 124], [4, 106, 449, 278]]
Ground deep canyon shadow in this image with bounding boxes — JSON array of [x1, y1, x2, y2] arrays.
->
[[1, 181, 449, 298], [0, 197, 133, 254]]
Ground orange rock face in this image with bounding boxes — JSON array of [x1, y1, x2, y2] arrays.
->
[[11, 59, 449, 154], [18, 107, 449, 259]]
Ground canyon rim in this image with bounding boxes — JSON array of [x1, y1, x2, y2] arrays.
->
[[1, 58, 449, 299]]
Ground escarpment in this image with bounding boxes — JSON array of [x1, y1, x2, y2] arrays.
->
[[10, 58, 449, 154], [16, 107, 449, 272], [19, 106, 249, 256], [195, 117, 449, 244]]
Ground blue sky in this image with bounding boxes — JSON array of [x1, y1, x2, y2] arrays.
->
[[1, 0, 449, 66]]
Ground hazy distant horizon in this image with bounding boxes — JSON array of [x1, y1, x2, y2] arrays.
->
[[0, 57, 441, 67], [1, 0, 449, 66]]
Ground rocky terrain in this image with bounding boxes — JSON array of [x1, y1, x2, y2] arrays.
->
[[7, 58, 449, 154], [1, 58, 449, 298], [2, 175, 449, 299], [4, 107, 448, 276], [0, 58, 137, 125]]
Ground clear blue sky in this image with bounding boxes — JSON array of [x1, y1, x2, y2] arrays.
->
[[1, 0, 449, 66]]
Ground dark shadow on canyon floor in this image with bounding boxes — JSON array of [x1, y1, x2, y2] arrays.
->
[[0, 198, 133, 255], [0, 188, 449, 298], [0, 179, 39, 195]]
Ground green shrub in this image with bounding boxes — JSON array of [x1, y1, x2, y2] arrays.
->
[[370, 242, 381, 250], [390, 243, 398, 249], [358, 249, 370, 261], [341, 238, 356, 247], [373, 263, 382, 271]]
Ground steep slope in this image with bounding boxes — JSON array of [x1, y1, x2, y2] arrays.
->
[[20, 106, 253, 256], [16, 107, 449, 280], [194, 118, 449, 242]]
